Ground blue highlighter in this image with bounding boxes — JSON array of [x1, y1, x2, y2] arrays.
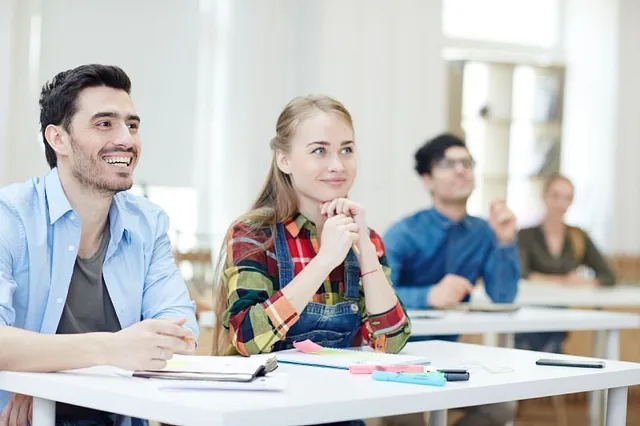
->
[[371, 371, 446, 387]]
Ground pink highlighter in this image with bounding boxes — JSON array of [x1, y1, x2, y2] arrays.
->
[[349, 364, 428, 374]]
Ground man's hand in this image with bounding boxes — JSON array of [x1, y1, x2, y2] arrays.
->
[[427, 274, 474, 308], [563, 271, 598, 287], [489, 200, 517, 244], [107, 318, 195, 370], [0, 393, 32, 426]]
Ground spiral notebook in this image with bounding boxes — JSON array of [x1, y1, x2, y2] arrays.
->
[[275, 340, 430, 370]]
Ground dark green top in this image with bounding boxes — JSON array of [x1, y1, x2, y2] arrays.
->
[[517, 225, 616, 287]]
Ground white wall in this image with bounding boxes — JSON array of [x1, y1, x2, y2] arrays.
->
[[3, 0, 44, 185], [561, 0, 619, 252], [561, 0, 640, 255], [0, 0, 14, 185], [611, 0, 640, 254], [4, 0, 200, 187]]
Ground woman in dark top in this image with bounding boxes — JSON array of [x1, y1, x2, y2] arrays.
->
[[515, 174, 616, 352]]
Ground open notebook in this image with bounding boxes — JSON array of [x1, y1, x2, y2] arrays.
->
[[275, 340, 430, 370]]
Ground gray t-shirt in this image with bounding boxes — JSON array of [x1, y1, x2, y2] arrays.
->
[[56, 225, 121, 422]]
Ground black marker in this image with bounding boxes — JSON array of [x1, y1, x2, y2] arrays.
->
[[438, 369, 470, 381]]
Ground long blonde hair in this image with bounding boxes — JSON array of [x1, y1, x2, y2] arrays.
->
[[211, 95, 354, 355]]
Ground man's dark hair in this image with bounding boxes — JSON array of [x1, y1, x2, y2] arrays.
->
[[39, 64, 132, 169], [414, 133, 467, 176]]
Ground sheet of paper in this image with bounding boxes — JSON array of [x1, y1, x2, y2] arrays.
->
[[60, 365, 133, 377], [154, 373, 288, 392]]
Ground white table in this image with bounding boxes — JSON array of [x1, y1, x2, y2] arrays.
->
[[1, 341, 639, 426], [408, 306, 640, 359], [471, 280, 640, 307], [408, 306, 640, 426]]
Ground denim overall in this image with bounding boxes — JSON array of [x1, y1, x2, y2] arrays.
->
[[271, 223, 363, 351], [272, 223, 366, 426]]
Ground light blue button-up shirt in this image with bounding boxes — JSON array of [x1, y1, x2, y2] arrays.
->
[[0, 169, 198, 419]]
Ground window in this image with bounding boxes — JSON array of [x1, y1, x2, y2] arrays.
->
[[443, 0, 559, 48]]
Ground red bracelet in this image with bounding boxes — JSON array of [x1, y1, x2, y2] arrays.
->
[[360, 265, 382, 278]]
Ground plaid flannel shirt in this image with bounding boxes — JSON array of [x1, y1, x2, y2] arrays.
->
[[222, 213, 411, 356]]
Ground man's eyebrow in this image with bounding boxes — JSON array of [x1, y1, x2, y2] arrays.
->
[[90, 111, 141, 122]]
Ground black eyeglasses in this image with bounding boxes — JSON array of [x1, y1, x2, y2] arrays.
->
[[434, 157, 476, 170]]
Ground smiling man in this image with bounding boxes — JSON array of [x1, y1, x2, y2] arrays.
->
[[0, 64, 198, 426]]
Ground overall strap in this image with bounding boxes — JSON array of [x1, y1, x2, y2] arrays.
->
[[274, 222, 295, 289]]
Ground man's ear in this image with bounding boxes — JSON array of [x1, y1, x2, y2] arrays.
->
[[276, 150, 292, 174], [421, 173, 434, 192], [44, 124, 71, 158]]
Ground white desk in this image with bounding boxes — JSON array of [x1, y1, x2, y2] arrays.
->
[[1, 341, 639, 426], [408, 306, 640, 426], [408, 307, 640, 358], [471, 281, 640, 307]]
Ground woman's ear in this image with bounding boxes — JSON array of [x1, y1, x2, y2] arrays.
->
[[276, 150, 292, 175]]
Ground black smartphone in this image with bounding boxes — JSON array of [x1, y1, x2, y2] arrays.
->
[[536, 358, 605, 369]]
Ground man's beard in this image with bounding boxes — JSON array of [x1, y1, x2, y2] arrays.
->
[[69, 137, 135, 195]]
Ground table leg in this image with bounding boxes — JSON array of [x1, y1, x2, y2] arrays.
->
[[589, 329, 620, 426], [588, 330, 605, 426], [32, 397, 55, 426], [605, 387, 628, 426], [602, 330, 621, 421], [428, 410, 446, 426], [482, 333, 498, 346], [502, 332, 515, 348], [604, 329, 621, 360]]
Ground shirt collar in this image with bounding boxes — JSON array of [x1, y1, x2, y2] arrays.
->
[[108, 195, 132, 246], [44, 168, 131, 244], [427, 207, 473, 230], [44, 168, 73, 224], [283, 212, 314, 238]]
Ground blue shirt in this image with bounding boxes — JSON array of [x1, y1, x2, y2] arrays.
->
[[383, 208, 519, 339], [0, 169, 198, 416]]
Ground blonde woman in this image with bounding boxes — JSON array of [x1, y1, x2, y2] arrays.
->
[[212, 96, 410, 371]]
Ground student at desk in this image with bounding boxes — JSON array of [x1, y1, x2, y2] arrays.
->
[[0, 64, 198, 426], [515, 174, 616, 353], [382, 134, 519, 426], [212, 96, 410, 424]]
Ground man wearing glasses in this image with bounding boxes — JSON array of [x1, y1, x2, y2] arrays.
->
[[382, 133, 519, 426]]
